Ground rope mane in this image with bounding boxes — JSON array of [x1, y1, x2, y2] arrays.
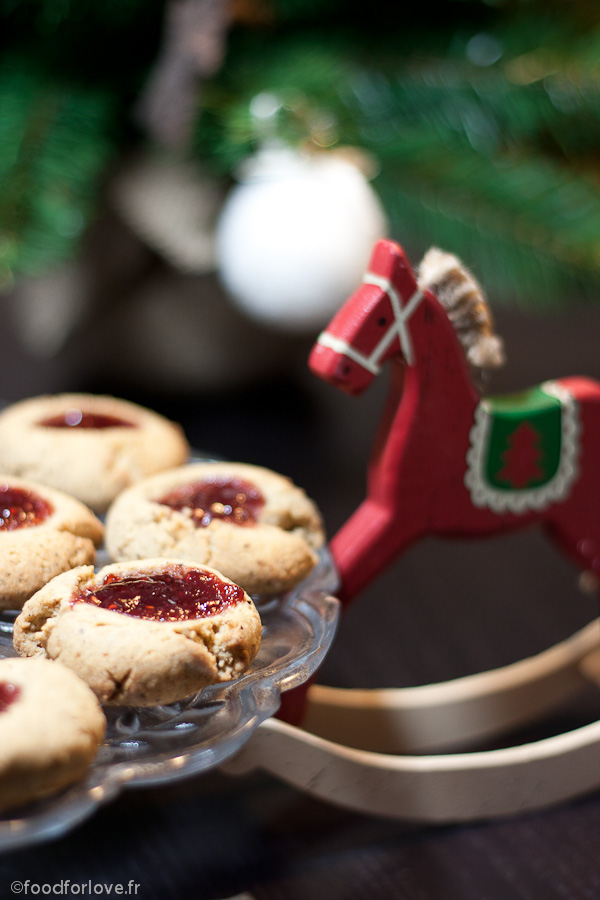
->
[[417, 247, 505, 371]]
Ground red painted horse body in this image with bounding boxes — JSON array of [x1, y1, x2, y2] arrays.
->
[[309, 239, 600, 606]]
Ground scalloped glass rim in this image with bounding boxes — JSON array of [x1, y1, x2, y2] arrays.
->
[[0, 548, 340, 852]]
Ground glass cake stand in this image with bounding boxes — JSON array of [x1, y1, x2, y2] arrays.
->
[[0, 547, 340, 852]]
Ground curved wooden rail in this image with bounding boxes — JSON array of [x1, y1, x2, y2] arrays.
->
[[302, 619, 600, 753], [222, 620, 600, 822]]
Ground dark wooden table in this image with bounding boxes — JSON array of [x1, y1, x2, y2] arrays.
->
[[1, 300, 599, 898]]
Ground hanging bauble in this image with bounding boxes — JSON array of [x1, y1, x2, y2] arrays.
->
[[215, 144, 388, 333]]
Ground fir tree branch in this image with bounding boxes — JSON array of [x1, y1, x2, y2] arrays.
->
[[0, 59, 117, 288]]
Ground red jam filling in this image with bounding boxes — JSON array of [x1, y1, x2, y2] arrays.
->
[[0, 485, 53, 531], [73, 569, 246, 622], [0, 682, 20, 712], [39, 409, 136, 429], [157, 477, 264, 527]]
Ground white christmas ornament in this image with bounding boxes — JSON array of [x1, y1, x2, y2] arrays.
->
[[216, 145, 388, 333]]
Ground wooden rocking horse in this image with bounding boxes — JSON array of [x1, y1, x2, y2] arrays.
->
[[225, 239, 600, 822], [309, 238, 600, 606]]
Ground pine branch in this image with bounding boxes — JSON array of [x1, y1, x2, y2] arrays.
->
[[0, 59, 118, 288], [375, 147, 600, 309], [342, 61, 600, 305], [192, 20, 600, 307]]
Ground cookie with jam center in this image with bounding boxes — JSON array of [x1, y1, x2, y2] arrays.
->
[[104, 461, 326, 596], [13, 558, 262, 706], [0, 393, 189, 513], [0, 657, 105, 814], [0, 475, 103, 609]]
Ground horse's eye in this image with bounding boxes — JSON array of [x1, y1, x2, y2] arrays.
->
[[377, 317, 387, 327]]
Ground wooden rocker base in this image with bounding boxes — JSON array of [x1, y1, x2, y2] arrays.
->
[[223, 619, 600, 823]]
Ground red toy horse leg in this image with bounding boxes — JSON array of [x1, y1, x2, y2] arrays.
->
[[330, 498, 421, 606], [278, 500, 418, 725]]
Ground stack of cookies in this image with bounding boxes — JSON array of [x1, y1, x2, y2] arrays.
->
[[0, 392, 325, 813]]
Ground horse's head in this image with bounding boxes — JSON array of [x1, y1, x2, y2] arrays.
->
[[309, 240, 423, 396]]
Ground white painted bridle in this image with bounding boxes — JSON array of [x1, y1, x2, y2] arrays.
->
[[316, 273, 424, 374]]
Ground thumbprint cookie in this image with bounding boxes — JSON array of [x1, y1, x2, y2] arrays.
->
[[14, 558, 262, 706], [104, 461, 325, 596], [0, 657, 105, 813], [0, 394, 189, 513], [0, 475, 103, 609]]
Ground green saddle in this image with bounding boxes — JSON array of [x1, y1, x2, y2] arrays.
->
[[466, 381, 579, 512], [483, 384, 563, 490]]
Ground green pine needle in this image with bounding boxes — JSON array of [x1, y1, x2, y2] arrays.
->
[[0, 59, 117, 289], [194, 18, 600, 307]]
